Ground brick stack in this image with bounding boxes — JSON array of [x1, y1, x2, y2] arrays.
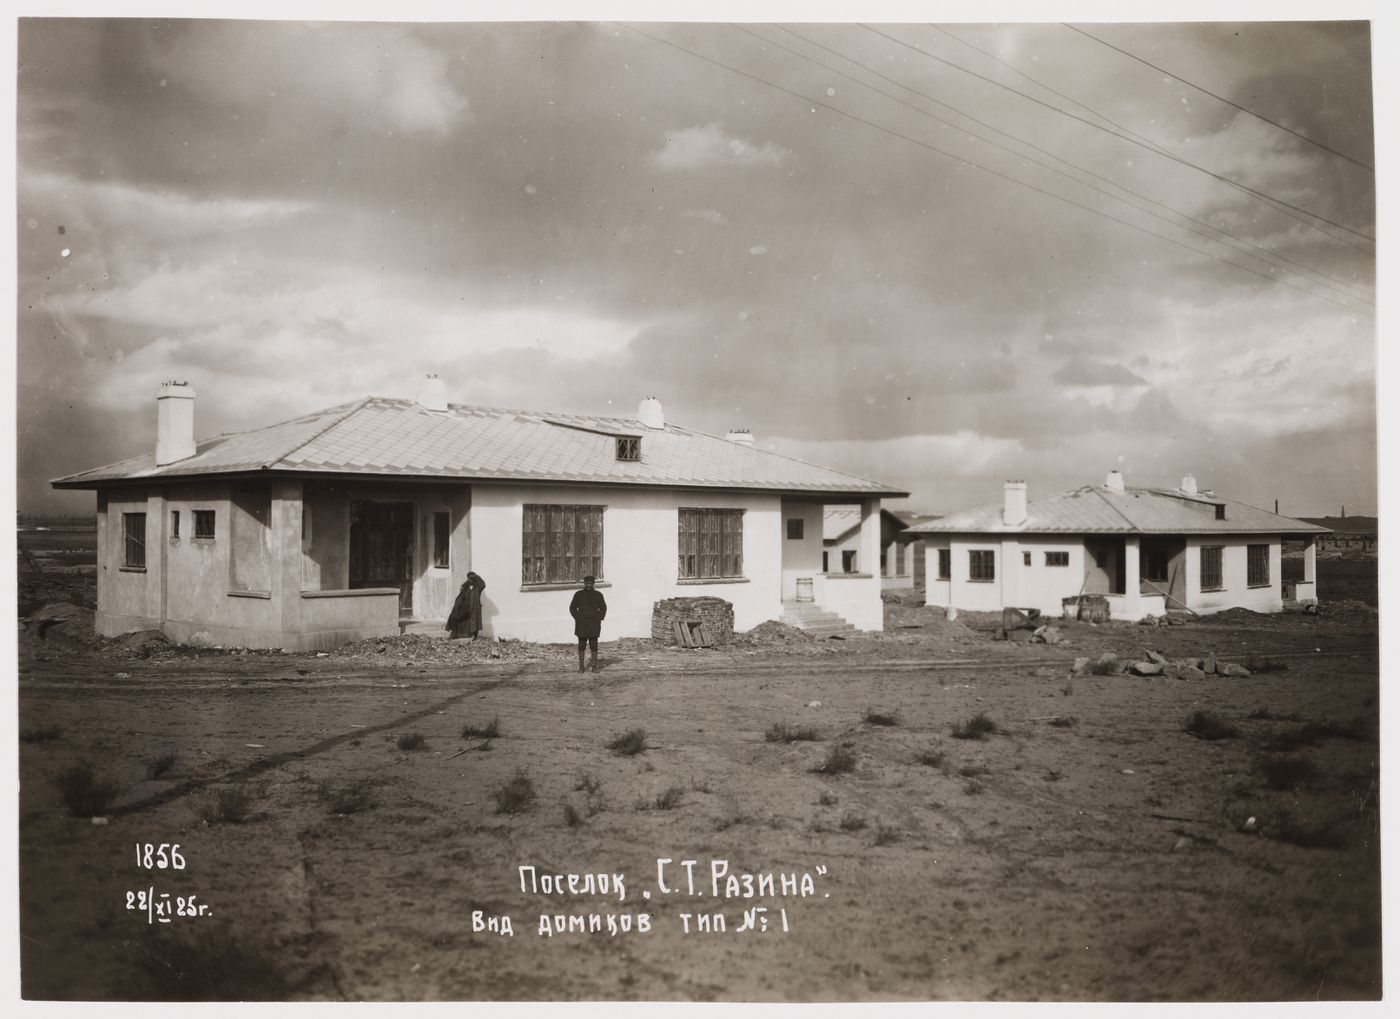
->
[[651, 597, 735, 645]]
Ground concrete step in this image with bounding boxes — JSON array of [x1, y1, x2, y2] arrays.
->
[[780, 605, 858, 635], [400, 620, 450, 636]]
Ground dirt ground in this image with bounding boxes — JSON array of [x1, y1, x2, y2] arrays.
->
[[16, 582, 1382, 1001]]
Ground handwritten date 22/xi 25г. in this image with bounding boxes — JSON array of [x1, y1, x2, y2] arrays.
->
[[126, 843, 213, 925]]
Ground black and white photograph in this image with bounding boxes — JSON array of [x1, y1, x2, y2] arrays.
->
[[10, 1, 1389, 1005]]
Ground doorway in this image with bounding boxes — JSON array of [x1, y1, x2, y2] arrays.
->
[[349, 501, 415, 616]]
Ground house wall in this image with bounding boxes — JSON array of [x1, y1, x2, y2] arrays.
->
[[470, 483, 790, 642], [780, 501, 825, 602], [1183, 535, 1283, 614], [821, 500, 883, 630]]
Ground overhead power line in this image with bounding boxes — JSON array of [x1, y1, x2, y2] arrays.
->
[[1063, 24, 1375, 172], [757, 24, 1371, 307], [617, 25, 1373, 319], [860, 24, 1376, 251]]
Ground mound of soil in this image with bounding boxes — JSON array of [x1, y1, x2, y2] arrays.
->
[[734, 620, 815, 644]]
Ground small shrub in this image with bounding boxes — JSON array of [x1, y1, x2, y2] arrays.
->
[[1244, 655, 1289, 674], [562, 802, 583, 827], [951, 713, 998, 741], [863, 709, 901, 727], [606, 728, 647, 757], [1049, 715, 1077, 729], [199, 787, 255, 825], [652, 785, 685, 811], [817, 791, 839, 806], [146, 752, 179, 781], [321, 779, 375, 815], [55, 763, 118, 817], [1269, 811, 1347, 849], [20, 725, 62, 744], [963, 780, 986, 796], [916, 749, 946, 768], [1261, 755, 1320, 791], [764, 722, 821, 743], [874, 825, 900, 846], [575, 771, 602, 795], [1183, 711, 1239, 741], [958, 765, 986, 778], [396, 732, 427, 752], [812, 743, 857, 776], [838, 812, 867, 831], [493, 769, 536, 815], [461, 717, 500, 740]]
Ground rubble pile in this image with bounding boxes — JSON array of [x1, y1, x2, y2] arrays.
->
[[1070, 648, 1254, 681], [732, 620, 815, 645]]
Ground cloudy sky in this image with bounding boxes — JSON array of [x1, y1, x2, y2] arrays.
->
[[15, 13, 1378, 516]]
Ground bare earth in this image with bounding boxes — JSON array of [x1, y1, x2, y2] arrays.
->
[[17, 588, 1381, 1002]]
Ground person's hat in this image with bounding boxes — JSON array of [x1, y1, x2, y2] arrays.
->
[[582, 575, 596, 583]]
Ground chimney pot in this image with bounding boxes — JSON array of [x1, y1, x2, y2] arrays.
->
[[155, 381, 197, 466], [726, 428, 754, 446], [638, 397, 665, 429], [1105, 470, 1125, 493], [1180, 473, 1198, 495], [1002, 480, 1028, 526]]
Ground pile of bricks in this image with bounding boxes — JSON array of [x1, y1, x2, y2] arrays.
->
[[651, 597, 735, 646]]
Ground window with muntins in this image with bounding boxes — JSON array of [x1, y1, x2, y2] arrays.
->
[[123, 513, 146, 569], [1045, 551, 1069, 567], [615, 436, 640, 462], [937, 548, 951, 581], [522, 504, 603, 585], [194, 510, 216, 540], [1200, 546, 1224, 591], [1247, 544, 1270, 587], [679, 508, 743, 579], [969, 549, 995, 582], [786, 518, 804, 540]]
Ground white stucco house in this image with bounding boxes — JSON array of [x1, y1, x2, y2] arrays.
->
[[52, 380, 906, 650], [904, 471, 1328, 621]]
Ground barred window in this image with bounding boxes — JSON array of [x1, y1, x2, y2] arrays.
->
[[1045, 551, 1069, 567], [1200, 546, 1224, 591], [937, 548, 950, 581], [678, 507, 743, 580], [616, 437, 640, 461], [969, 549, 995, 582], [194, 510, 216, 540], [122, 513, 146, 569], [1247, 544, 1270, 587], [522, 505, 604, 585]]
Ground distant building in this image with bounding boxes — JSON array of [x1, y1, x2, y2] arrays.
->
[[52, 381, 906, 650], [1299, 517, 1378, 554], [904, 472, 1328, 621], [822, 506, 940, 590]]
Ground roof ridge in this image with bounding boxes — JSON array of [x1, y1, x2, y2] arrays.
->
[[672, 423, 900, 494], [271, 397, 375, 467], [1087, 485, 1144, 532]]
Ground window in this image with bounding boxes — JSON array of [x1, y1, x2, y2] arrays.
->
[[432, 512, 451, 568], [1214, 504, 1226, 521], [1045, 551, 1069, 567], [194, 510, 215, 540], [170, 510, 180, 538], [522, 504, 603, 585], [1200, 546, 1224, 591], [822, 551, 829, 572], [1142, 547, 1170, 582], [122, 513, 146, 569], [615, 436, 640, 462], [678, 508, 744, 579], [937, 548, 950, 581], [1023, 551, 1032, 566], [842, 550, 857, 573], [786, 518, 804, 540], [1247, 544, 1270, 587], [969, 549, 995, 582], [881, 548, 889, 572]]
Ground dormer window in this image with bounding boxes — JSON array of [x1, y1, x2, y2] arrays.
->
[[1214, 504, 1226, 520], [616, 436, 640, 462]]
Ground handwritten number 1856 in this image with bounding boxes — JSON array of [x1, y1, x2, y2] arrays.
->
[[135, 843, 185, 870]]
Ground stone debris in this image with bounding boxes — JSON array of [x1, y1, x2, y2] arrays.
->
[[1129, 661, 1164, 676]]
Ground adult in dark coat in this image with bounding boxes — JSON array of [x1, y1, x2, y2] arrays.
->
[[446, 571, 486, 639], [569, 575, 607, 672]]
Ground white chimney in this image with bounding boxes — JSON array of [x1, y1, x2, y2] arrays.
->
[[1180, 473, 1198, 495], [417, 373, 448, 412], [1003, 480, 1028, 526], [155, 381, 196, 465], [1105, 469, 1125, 493], [726, 429, 754, 446], [638, 396, 665, 429]]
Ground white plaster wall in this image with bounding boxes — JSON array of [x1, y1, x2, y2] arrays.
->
[[780, 502, 825, 601], [996, 537, 1091, 616], [1185, 535, 1283, 614], [945, 539, 1006, 612], [922, 538, 952, 606], [470, 484, 788, 642]]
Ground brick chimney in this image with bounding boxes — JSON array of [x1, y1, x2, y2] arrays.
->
[[1105, 469, 1125, 493], [155, 381, 196, 465], [726, 429, 754, 446], [1180, 473, 1198, 495], [1003, 480, 1027, 526], [638, 396, 665, 429]]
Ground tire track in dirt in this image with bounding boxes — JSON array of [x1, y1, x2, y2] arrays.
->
[[39, 670, 528, 822]]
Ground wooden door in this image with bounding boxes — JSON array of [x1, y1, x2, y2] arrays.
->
[[349, 501, 415, 616]]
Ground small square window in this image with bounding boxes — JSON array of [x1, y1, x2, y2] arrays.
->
[[194, 510, 216, 540], [1214, 504, 1226, 520], [616, 436, 640, 462], [1022, 551, 1032, 566], [786, 518, 804, 540]]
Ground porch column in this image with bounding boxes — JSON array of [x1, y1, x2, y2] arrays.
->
[[145, 490, 168, 625], [1123, 536, 1142, 618], [271, 479, 305, 642], [1303, 537, 1316, 584], [859, 499, 881, 578]]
